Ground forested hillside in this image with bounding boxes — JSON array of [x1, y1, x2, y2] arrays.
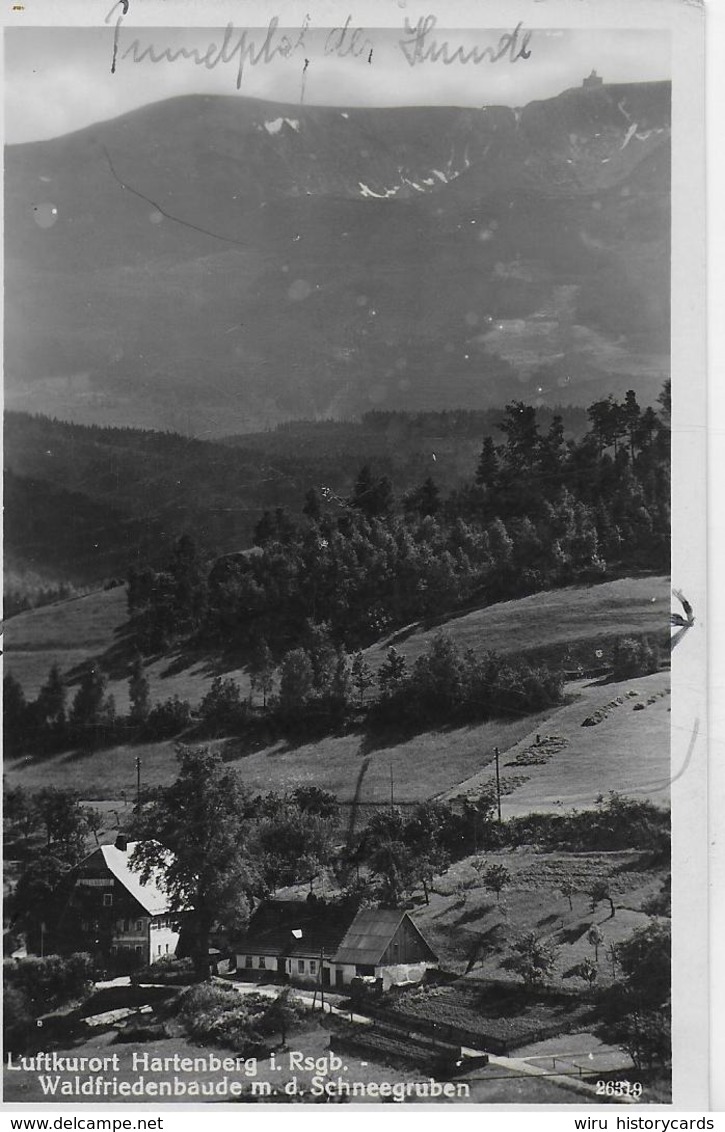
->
[[4, 404, 589, 587], [127, 384, 670, 658]]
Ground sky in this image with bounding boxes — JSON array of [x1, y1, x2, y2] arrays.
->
[[5, 23, 670, 144]]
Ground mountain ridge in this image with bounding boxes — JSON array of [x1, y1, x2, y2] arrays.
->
[[5, 79, 670, 434]]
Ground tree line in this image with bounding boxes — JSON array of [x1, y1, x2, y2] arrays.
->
[[4, 628, 565, 759], [125, 385, 670, 657]]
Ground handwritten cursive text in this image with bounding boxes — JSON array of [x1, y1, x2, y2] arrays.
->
[[106, 2, 309, 89], [399, 17, 532, 67]]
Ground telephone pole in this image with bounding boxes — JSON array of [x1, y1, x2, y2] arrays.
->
[[494, 747, 502, 822], [135, 756, 142, 814]]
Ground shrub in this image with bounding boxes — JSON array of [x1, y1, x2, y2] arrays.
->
[[198, 678, 248, 735], [612, 637, 660, 680], [3, 953, 94, 1017], [3, 984, 33, 1051], [178, 981, 238, 1021], [144, 696, 192, 740], [176, 984, 302, 1054]]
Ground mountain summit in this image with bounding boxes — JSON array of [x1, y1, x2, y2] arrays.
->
[[5, 81, 670, 434]]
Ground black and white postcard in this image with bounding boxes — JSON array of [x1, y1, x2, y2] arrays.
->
[[1, 0, 710, 1114]]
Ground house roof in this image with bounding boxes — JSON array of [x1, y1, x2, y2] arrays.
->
[[238, 900, 359, 959], [333, 908, 408, 965], [238, 901, 438, 967], [78, 842, 174, 917]]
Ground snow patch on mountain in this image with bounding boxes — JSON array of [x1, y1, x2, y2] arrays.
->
[[265, 118, 300, 135], [359, 182, 399, 199]]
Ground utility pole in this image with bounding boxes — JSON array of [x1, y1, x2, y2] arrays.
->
[[390, 763, 395, 811], [135, 756, 142, 814], [494, 747, 502, 822], [320, 945, 325, 1013]]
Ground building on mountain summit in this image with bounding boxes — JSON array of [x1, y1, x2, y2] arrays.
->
[[583, 69, 604, 90]]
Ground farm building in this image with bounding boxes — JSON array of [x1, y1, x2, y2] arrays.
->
[[235, 899, 438, 991], [58, 836, 182, 970]]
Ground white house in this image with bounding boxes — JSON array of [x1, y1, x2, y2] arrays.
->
[[60, 836, 182, 969]]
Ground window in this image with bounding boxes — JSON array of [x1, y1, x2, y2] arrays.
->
[[258, 956, 266, 969], [103, 893, 113, 908], [310, 960, 317, 974], [135, 946, 143, 957], [245, 955, 253, 969], [297, 959, 305, 974], [136, 921, 143, 932]]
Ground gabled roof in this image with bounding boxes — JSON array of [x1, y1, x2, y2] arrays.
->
[[77, 842, 174, 916], [333, 908, 408, 965], [238, 901, 438, 967], [238, 900, 358, 959]]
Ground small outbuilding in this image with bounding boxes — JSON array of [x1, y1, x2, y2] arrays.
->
[[235, 899, 438, 991]]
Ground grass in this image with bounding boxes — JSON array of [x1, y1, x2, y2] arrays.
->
[[442, 671, 671, 814], [369, 575, 669, 675], [411, 846, 666, 984], [4, 576, 671, 813], [3, 714, 547, 803]]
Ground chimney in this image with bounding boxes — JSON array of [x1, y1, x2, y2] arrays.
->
[[115, 834, 129, 852]]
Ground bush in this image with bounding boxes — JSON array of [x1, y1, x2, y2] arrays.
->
[[176, 984, 304, 1053], [502, 792, 669, 855], [3, 984, 33, 1051], [144, 696, 192, 740], [179, 981, 238, 1020], [612, 637, 660, 680], [198, 678, 249, 736], [4, 953, 94, 1017]]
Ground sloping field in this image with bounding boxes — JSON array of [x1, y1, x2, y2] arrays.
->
[[4, 576, 671, 810], [4, 586, 254, 710], [412, 846, 665, 982], [368, 576, 670, 674], [3, 714, 545, 804], [4, 585, 130, 700], [444, 671, 671, 814]]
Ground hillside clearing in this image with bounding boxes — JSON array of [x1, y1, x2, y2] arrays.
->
[[370, 575, 669, 674], [4, 576, 670, 810], [445, 671, 671, 814], [3, 669, 670, 814], [3, 713, 545, 803]]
